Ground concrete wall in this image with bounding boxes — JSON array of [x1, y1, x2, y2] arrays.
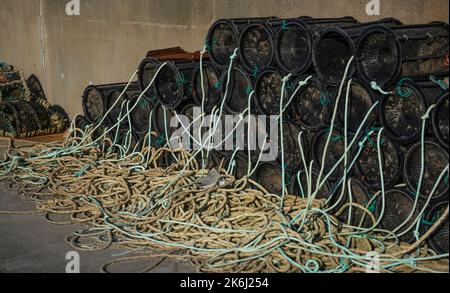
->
[[1, 0, 449, 117]]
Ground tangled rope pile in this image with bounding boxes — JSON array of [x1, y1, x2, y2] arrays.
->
[[0, 56, 448, 274]]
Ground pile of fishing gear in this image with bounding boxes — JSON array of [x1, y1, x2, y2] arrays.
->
[[0, 61, 69, 138], [0, 16, 448, 273]]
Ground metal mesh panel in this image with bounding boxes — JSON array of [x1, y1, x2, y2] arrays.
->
[[314, 30, 353, 85], [381, 82, 426, 144], [377, 189, 418, 243], [153, 102, 175, 138], [138, 58, 159, 97], [404, 141, 449, 201], [312, 128, 346, 182], [26, 74, 47, 101], [0, 107, 17, 137], [282, 122, 305, 172], [131, 95, 154, 135], [47, 105, 69, 132], [291, 77, 330, 130], [207, 22, 238, 68], [82, 87, 105, 123], [255, 70, 285, 115], [357, 28, 400, 88], [254, 162, 283, 195], [221, 67, 252, 115], [105, 89, 127, 126], [192, 64, 221, 111], [154, 64, 182, 108], [240, 25, 275, 71], [29, 101, 50, 130], [0, 69, 29, 102], [356, 132, 401, 189], [9, 100, 42, 134], [426, 201, 449, 254], [333, 179, 372, 228], [338, 81, 378, 134], [276, 24, 311, 74]]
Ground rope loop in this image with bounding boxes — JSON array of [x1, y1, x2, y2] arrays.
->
[[395, 78, 414, 98], [429, 75, 449, 91]]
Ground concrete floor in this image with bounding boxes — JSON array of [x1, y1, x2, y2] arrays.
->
[[0, 181, 196, 273]]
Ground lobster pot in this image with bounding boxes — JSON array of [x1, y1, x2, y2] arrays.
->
[[47, 105, 69, 132], [331, 179, 372, 228], [0, 69, 29, 102], [238, 18, 285, 73], [130, 93, 155, 136], [424, 201, 449, 254], [290, 76, 331, 131], [380, 79, 428, 145], [355, 130, 402, 190], [311, 128, 348, 182], [0, 103, 18, 137], [225, 152, 250, 180], [253, 161, 284, 195], [104, 82, 141, 127], [357, 22, 449, 88], [313, 18, 402, 86], [281, 121, 307, 173], [29, 101, 51, 130], [73, 115, 90, 138], [276, 17, 358, 75], [138, 58, 161, 99], [254, 68, 289, 115], [404, 141, 449, 202], [26, 74, 46, 101], [191, 62, 222, 112], [152, 102, 175, 143], [290, 168, 333, 200], [433, 92, 449, 149], [82, 83, 126, 124], [336, 79, 379, 135], [220, 65, 253, 115], [206, 17, 278, 69], [154, 60, 198, 109], [0, 100, 43, 136], [376, 189, 420, 243]]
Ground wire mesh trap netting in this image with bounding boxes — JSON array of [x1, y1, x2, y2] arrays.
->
[[2, 70, 68, 138]]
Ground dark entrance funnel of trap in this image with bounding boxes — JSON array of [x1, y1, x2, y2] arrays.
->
[[275, 17, 358, 76], [206, 17, 278, 69], [312, 18, 402, 86]]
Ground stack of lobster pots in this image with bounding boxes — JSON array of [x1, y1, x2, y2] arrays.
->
[[79, 16, 449, 252]]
